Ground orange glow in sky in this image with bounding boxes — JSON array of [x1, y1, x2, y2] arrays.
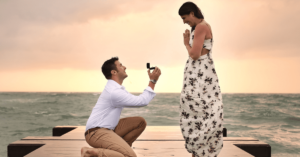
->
[[0, 0, 299, 93]]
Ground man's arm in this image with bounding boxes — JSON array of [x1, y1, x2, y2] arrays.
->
[[111, 67, 161, 108], [148, 81, 155, 90], [111, 87, 155, 108]]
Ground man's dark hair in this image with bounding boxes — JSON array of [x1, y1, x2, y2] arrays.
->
[[178, 2, 204, 19], [101, 57, 119, 79]]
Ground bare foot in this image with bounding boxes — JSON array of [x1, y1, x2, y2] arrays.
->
[[81, 147, 99, 157]]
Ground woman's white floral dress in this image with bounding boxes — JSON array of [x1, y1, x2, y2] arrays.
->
[[180, 28, 224, 157]]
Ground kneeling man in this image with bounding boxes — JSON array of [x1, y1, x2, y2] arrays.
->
[[81, 57, 161, 157]]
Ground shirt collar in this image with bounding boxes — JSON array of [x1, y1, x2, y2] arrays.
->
[[108, 79, 125, 90]]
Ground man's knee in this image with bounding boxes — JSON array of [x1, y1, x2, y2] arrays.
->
[[136, 116, 147, 127]]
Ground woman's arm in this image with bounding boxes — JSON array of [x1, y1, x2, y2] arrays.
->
[[183, 24, 207, 60]]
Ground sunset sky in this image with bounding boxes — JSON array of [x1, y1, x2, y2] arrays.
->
[[0, 0, 299, 93]]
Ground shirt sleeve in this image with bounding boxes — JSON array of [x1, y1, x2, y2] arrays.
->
[[111, 86, 156, 108]]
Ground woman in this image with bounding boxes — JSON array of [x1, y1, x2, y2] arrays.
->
[[178, 2, 224, 157]]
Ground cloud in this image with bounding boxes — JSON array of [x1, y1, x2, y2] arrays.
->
[[0, 0, 173, 71], [0, 0, 165, 24], [0, 0, 300, 72], [211, 0, 300, 59]]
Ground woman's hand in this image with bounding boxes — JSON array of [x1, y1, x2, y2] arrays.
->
[[183, 29, 190, 46]]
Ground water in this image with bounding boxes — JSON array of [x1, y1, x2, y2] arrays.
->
[[0, 92, 299, 157]]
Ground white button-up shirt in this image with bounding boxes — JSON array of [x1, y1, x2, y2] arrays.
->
[[85, 80, 156, 131]]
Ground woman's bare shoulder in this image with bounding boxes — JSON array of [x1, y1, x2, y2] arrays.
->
[[194, 22, 209, 35], [198, 20, 212, 38], [200, 20, 212, 30]]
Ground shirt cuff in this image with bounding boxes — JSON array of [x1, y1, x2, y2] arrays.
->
[[145, 86, 155, 93]]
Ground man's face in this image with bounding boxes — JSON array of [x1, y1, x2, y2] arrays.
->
[[114, 60, 127, 79]]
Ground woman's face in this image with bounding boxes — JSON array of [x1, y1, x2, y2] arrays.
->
[[180, 12, 195, 27]]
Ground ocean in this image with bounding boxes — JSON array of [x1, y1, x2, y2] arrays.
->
[[0, 92, 299, 157]]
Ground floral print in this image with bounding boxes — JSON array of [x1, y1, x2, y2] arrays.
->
[[180, 29, 224, 157]]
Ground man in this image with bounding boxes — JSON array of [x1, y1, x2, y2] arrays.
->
[[81, 57, 161, 157]]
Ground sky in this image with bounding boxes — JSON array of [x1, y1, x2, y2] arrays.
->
[[0, 0, 299, 93]]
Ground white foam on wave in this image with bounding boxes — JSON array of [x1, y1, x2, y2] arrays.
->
[[275, 106, 300, 119], [70, 113, 78, 116], [229, 123, 300, 154], [34, 111, 48, 115], [155, 115, 178, 120], [273, 153, 300, 157]]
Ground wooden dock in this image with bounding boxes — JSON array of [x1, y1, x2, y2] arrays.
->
[[8, 126, 271, 157]]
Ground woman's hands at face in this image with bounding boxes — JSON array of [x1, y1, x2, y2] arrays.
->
[[183, 29, 190, 46]]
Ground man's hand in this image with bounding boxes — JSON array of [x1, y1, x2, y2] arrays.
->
[[147, 67, 161, 81]]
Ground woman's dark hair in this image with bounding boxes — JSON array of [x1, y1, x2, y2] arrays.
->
[[101, 57, 119, 79], [178, 2, 204, 19]]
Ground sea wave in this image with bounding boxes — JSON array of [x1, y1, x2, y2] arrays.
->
[[0, 93, 299, 156]]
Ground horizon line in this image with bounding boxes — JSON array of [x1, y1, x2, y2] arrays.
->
[[0, 91, 299, 94]]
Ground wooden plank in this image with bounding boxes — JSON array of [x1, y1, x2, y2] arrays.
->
[[10, 140, 254, 157], [53, 127, 76, 136], [8, 141, 44, 157], [43, 126, 247, 141], [220, 141, 254, 157], [134, 141, 253, 157], [22, 136, 82, 141], [22, 136, 258, 141], [20, 140, 89, 157], [8, 126, 270, 157], [233, 141, 271, 157], [223, 137, 258, 141]]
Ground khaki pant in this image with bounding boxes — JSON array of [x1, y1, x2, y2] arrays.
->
[[85, 117, 147, 157]]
